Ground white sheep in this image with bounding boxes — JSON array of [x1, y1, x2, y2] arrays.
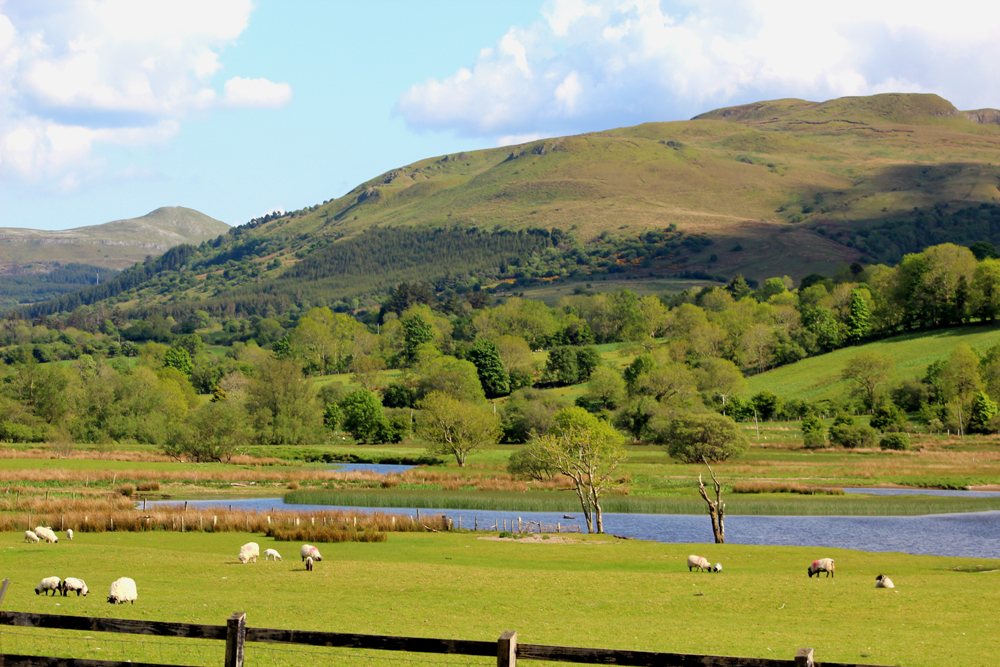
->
[[712, 563, 723, 573], [238, 542, 260, 564], [305, 556, 314, 571], [35, 577, 61, 596], [61, 577, 89, 596], [300, 544, 322, 562], [66, 529, 74, 540], [687, 555, 711, 572], [264, 549, 282, 561], [34, 526, 58, 543], [108, 577, 137, 605], [808, 558, 835, 578], [875, 574, 895, 589], [24, 530, 39, 543]]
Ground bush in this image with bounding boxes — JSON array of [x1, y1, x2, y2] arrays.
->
[[507, 446, 557, 481], [870, 402, 907, 433], [800, 415, 826, 449], [829, 420, 877, 449], [880, 432, 910, 451], [655, 412, 747, 463], [117, 484, 136, 497]]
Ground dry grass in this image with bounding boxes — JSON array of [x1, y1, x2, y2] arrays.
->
[[265, 525, 389, 543], [0, 447, 282, 465], [731, 481, 845, 495]]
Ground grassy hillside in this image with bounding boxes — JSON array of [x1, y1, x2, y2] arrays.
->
[[21, 93, 1000, 317], [746, 324, 1000, 401], [0, 207, 230, 271]]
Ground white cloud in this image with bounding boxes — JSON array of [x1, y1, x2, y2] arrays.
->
[[223, 77, 294, 109], [0, 0, 291, 188], [396, 0, 1000, 140], [497, 132, 547, 147]]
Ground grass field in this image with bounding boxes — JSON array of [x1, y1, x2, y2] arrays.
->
[[747, 324, 1000, 401], [0, 531, 996, 667]]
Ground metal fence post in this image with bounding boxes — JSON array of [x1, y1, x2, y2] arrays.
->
[[498, 630, 517, 667], [225, 612, 247, 667]]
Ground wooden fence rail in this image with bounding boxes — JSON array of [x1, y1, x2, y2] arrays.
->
[[0, 608, 899, 667]]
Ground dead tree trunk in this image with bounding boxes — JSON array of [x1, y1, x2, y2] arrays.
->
[[697, 459, 725, 544]]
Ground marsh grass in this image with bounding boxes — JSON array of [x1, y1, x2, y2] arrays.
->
[[731, 481, 845, 495], [287, 488, 1000, 516]]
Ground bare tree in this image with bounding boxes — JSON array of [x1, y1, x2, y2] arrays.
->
[[698, 458, 725, 543]]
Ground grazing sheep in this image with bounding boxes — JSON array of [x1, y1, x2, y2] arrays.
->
[[875, 574, 895, 589], [108, 577, 137, 605], [34, 526, 58, 543], [35, 577, 61, 596], [24, 530, 39, 543], [808, 558, 836, 578], [61, 578, 89, 597], [264, 549, 282, 561], [300, 544, 322, 562], [687, 555, 711, 572], [238, 542, 260, 564], [305, 556, 313, 571], [66, 529, 74, 541], [712, 563, 723, 573]]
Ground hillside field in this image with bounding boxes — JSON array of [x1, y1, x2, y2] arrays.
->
[[0, 531, 997, 667], [747, 324, 1000, 402]]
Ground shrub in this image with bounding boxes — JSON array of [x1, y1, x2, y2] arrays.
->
[[880, 432, 911, 451], [870, 402, 907, 433], [655, 412, 747, 463], [829, 421, 877, 449], [800, 415, 826, 449], [507, 446, 557, 481], [116, 484, 136, 497]]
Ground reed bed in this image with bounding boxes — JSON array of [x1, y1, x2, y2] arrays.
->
[[731, 481, 845, 495], [285, 488, 1000, 516], [0, 501, 446, 539], [265, 525, 388, 543]]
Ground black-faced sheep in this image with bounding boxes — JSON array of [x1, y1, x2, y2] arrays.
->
[[35, 577, 61, 596], [264, 549, 281, 561], [66, 529, 73, 540], [875, 574, 895, 589], [61, 577, 89, 596], [687, 555, 710, 572], [305, 556, 314, 571], [24, 530, 39, 543], [301, 544, 322, 562], [108, 577, 137, 604], [238, 542, 260, 564], [808, 558, 835, 578], [712, 563, 722, 573]]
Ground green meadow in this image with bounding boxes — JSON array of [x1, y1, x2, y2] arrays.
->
[[747, 325, 1000, 402], [1, 531, 997, 667]]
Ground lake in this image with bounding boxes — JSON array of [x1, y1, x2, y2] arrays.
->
[[150, 497, 1000, 559]]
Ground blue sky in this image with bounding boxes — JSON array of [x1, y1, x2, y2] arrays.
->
[[3, 0, 1000, 231]]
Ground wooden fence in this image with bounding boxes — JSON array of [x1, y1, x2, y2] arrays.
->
[[0, 579, 898, 667]]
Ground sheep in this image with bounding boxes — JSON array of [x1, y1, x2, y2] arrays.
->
[[712, 563, 723, 573], [300, 544, 322, 562], [34, 526, 58, 543], [305, 556, 313, 571], [687, 555, 711, 572], [238, 542, 260, 564], [24, 530, 39, 543], [108, 577, 137, 605], [264, 549, 282, 561], [61, 577, 89, 597], [35, 577, 61, 596], [808, 558, 835, 578], [66, 529, 74, 541], [875, 574, 895, 589]]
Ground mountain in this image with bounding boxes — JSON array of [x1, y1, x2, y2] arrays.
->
[[22, 93, 1000, 318], [0, 207, 231, 271]]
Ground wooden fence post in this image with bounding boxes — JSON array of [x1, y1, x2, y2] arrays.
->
[[795, 647, 814, 667], [497, 630, 517, 667], [225, 611, 247, 667], [0, 577, 10, 608]]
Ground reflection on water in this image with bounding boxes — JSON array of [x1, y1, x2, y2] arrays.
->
[[328, 463, 415, 475], [149, 498, 1000, 559]]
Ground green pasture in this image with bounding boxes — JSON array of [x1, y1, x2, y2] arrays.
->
[[0, 531, 996, 667], [747, 325, 1000, 401]]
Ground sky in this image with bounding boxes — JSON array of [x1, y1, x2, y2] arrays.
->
[[2, 0, 1000, 231]]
